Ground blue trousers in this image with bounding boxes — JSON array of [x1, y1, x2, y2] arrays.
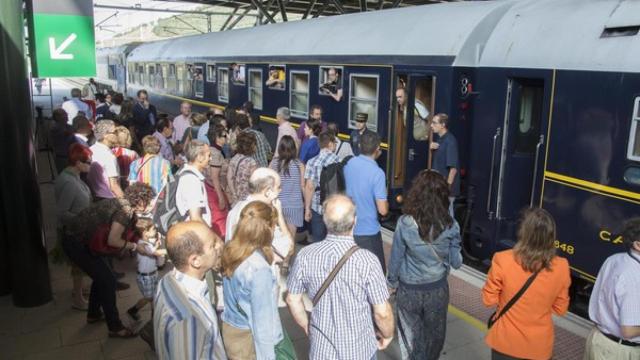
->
[[354, 232, 385, 270], [310, 210, 327, 242]]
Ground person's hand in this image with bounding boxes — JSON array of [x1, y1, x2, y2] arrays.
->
[[430, 142, 439, 150], [304, 208, 312, 222], [272, 198, 283, 215], [376, 334, 393, 350]]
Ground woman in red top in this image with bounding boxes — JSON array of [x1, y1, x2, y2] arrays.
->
[[482, 208, 571, 360]]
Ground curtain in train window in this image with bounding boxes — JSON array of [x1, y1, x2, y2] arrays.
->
[[248, 69, 263, 110], [218, 68, 229, 103], [193, 66, 204, 98], [155, 63, 164, 90], [349, 74, 379, 131], [514, 82, 544, 154], [147, 64, 155, 87], [176, 64, 185, 94], [290, 71, 309, 119], [206, 64, 216, 83], [167, 64, 176, 94], [627, 97, 640, 161]]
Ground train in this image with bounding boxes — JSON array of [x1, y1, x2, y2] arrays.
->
[[95, 0, 640, 303]]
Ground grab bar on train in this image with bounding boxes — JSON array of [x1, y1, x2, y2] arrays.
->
[[529, 135, 545, 207], [487, 127, 501, 220]]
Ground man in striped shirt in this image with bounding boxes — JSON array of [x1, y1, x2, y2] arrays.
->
[[286, 194, 395, 360], [154, 221, 227, 360]]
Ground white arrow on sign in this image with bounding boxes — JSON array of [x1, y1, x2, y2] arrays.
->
[[48, 33, 77, 60]]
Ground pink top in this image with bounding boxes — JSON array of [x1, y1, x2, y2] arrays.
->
[[87, 142, 119, 199], [276, 121, 300, 153], [172, 114, 191, 143]]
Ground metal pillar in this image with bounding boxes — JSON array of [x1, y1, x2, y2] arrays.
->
[[0, 0, 52, 306]]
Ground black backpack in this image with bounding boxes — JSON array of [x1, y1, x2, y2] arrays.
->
[[152, 168, 196, 236], [319, 156, 353, 203]]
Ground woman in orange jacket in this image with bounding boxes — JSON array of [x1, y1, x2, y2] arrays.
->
[[482, 208, 571, 360]]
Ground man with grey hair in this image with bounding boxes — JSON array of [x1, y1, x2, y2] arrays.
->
[[275, 107, 299, 152], [88, 120, 124, 199], [62, 88, 92, 122], [225, 168, 292, 259], [176, 140, 212, 227], [287, 194, 395, 360]]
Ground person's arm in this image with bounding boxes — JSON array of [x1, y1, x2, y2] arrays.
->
[[107, 221, 136, 251], [387, 224, 406, 290], [481, 254, 503, 307], [56, 183, 78, 224], [304, 178, 315, 222], [551, 261, 571, 316], [273, 199, 293, 256], [446, 139, 459, 187], [286, 293, 309, 336], [250, 269, 279, 359], [296, 122, 306, 141], [298, 162, 306, 196], [618, 275, 640, 339], [374, 171, 389, 216], [447, 168, 458, 187], [376, 200, 389, 217], [622, 326, 640, 339], [226, 162, 237, 203], [109, 177, 125, 198], [330, 88, 343, 102], [372, 301, 394, 349]]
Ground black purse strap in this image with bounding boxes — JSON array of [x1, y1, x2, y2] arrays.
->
[[312, 245, 359, 307], [488, 268, 541, 329]]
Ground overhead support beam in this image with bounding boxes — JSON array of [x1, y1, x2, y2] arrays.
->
[[227, 7, 253, 30], [94, 3, 258, 17], [302, 0, 318, 19], [277, 0, 288, 21], [378, 0, 385, 10], [391, 0, 403, 8], [207, 15, 212, 32], [95, 11, 118, 28], [251, 0, 277, 23], [360, 0, 368, 12], [220, 7, 240, 31], [175, 15, 205, 34], [330, 0, 346, 14], [313, 0, 331, 18]]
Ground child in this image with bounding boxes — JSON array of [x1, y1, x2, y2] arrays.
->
[[127, 218, 166, 321]]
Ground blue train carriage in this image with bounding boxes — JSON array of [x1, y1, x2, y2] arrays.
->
[[121, 0, 514, 211], [95, 43, 140, 94], [464, 0, 640, 290]]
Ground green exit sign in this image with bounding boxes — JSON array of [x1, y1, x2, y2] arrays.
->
[[28, 0, 96, 78]]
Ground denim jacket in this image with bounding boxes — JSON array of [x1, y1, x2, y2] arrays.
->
[[222, 251, 283, 360], [387, 215, 463, 288]]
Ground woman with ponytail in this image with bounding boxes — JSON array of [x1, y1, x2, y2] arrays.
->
[[221, 201, 296, 359]]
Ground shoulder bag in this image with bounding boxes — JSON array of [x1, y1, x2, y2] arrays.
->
[[487, 268, 541, 329], [312, 245, 360, 307]]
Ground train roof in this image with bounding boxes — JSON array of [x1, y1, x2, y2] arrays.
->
[[126, 0, 640, 73], [127, 1, 513, 64]]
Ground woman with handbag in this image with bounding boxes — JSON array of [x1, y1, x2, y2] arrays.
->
[[482, 208, 571, 360], [387, 170, 463, 360], [62, 182, 155, 338], [221, 201, 296, 360]]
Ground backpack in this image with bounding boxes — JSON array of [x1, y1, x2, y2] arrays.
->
[[152, 168, 196, 236], [319, 156, 353, 203]]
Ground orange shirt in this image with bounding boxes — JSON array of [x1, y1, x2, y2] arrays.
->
[[482, 249, 571, 360]]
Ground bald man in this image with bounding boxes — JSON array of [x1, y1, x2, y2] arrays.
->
[[286, 194, 395, 360], [154, 222, 227, 360], [225, 167, 293, 260]]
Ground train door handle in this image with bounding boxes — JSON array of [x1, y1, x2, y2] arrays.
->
[[529, 135, 545, 207], [408, 148, 415, 161], [487, 127, 501, 219]]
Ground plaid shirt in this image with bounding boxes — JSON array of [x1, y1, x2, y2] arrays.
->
[[304, 149, 339, 213], [287, 234, 389, 360], [243, 128, 272, 167]]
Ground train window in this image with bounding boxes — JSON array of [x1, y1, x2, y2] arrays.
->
[[266, 65, 286, 90], [128, 63, 135, 83], [218, 68, 229, 103], [147, 64, 155, 87], [624, 167, 640, 186], [412, 78, 434, 141], [231, 63, 246, 85], [193, 66, 204, 98], [514, 81, 544, 154], [248, 69, 263, 110], [290, 71, 309, 119], [627, 97, 640, 161], [206, 64, 216, 83], [156, 64, 164, 90], [348, 74, 379, 131], [319, 66, 343, 98], [168, 64, 176, 78], [176, 64, 185, 94]]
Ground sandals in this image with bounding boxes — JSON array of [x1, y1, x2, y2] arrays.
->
[[108, 328, 137, 339]]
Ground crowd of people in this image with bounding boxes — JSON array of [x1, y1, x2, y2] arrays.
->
[[48, 81, 640, 360]]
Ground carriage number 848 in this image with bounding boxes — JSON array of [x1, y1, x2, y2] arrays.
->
[[554, 240, 575, 255]]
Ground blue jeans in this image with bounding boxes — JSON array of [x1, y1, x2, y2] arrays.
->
[[310, 210, 327, 242], [354, 232, 385, 270]]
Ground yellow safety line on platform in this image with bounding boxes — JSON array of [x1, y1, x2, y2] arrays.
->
[[448, 304, 487, 333], [159, 92, 389, 149], [544, 171, 640, 202]]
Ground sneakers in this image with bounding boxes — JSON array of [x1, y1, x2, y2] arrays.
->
[[71, 298, 88, 311], [127, 306, 140, 321]]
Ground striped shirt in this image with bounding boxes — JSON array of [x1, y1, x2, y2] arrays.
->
[[244, 128, 272, 167], [304, 149, 339, 214], [287, 234, 389, 360], [154, 269, 227, 360], [128, 154, 172, 195]]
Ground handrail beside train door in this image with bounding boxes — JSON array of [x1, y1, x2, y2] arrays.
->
[[495, 79, 513, 220]]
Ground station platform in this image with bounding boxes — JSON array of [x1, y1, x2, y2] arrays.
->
[[7, 78, 592, 360]]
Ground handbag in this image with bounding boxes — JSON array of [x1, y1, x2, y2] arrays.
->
[[88, 223, 140, 256], [274, 329, 297, 360], [487, 268, 541, 329], [312, 245, 360, 306]]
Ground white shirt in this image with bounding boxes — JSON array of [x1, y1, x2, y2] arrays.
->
[[62, 98, 92, 123], [82, 83, 97, 100], [334, 139, 354, 160], [176, 164, 212, 227], [109, 104, 121, 116], [137, 239, 159, 273], [225, 195, 290, 258]]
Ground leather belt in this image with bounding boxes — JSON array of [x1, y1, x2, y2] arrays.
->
[[600, 329, 640, 347], [137, 270, 157, 277]]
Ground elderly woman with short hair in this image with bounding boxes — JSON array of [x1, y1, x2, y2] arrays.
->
[[112, 126, 139, 188], [227, 131, 258, 206]]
